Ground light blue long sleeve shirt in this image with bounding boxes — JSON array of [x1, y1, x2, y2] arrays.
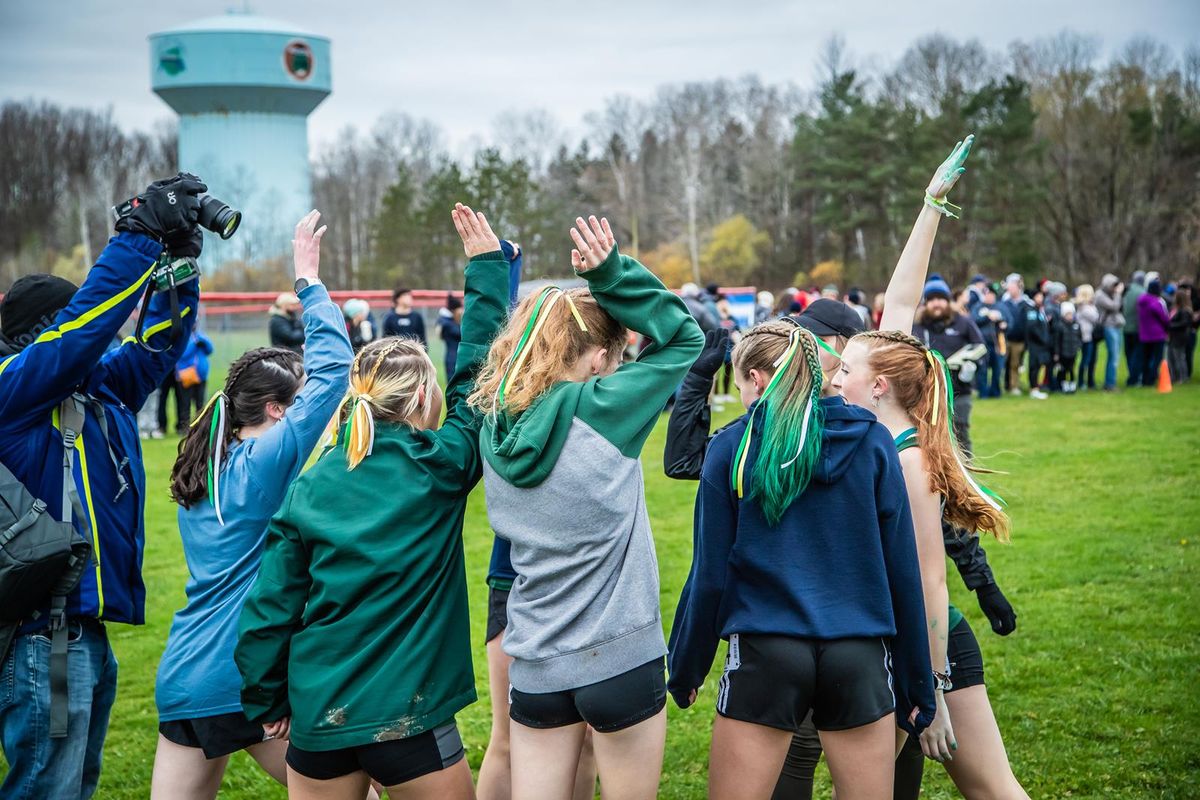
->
[[156, 283, 352, 721]]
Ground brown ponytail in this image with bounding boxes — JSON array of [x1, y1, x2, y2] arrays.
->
[[853, 330, 1010, 539]]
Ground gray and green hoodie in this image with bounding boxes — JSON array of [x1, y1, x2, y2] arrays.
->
[[481, 247, 703, 693]]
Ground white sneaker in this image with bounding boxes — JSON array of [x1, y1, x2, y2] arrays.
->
[[151, 430, 165, 439], [1030, 389, 1048, 400], [1009, 388, 1022, 396]]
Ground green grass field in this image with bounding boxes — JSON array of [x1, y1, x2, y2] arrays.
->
[[5, 355, 1200, 798]]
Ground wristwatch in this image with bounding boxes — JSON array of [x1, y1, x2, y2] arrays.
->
[[294, 277, 323, 293]]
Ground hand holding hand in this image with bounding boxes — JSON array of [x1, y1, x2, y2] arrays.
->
[[262, 717, 291, 741], [919, 692, 956, 763], [926, 135, 974, 200], [292, 210, 327, 283], [451, 203, 501, 258], [569, 215, 616, 272]]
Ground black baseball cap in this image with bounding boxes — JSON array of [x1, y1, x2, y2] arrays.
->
[[794, 298, 866, 338]]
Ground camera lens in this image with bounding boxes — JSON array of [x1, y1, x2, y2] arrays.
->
[[196, 195, 242, 240]]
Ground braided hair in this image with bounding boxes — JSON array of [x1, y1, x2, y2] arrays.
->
[[170, 347, 303, 509], [849, 330, 1009, 539], [338, 336, 439, 469], [730, 321, 826, 525]]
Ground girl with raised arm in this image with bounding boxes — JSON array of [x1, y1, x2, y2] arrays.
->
[[832, 331, 1030, 800], [469, 216, 702, 800], [234, 204, 510, 800], [152, 211, 355, 799]]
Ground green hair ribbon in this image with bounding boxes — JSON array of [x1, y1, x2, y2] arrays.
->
[[927, 348, 1006, 512], [496, 287, 588, 410]]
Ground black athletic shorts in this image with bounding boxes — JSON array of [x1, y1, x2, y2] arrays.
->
[[159, 712, 267, 759], [508, 657, 666, 733], [485, 587, 509, 644], [285, 721, 465, 786], [947, 617, 985, 691], [716, 634, 895, 732]]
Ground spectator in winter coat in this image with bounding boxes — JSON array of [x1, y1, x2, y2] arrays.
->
[[172, 330, 214, 430], [1000, 273, 1034, 394], [1095, 274, 1124, 390], [1123, 271, 1147, 386], [1053, 302, 1083, 393], [1137, 279, 1171, 386], [1024, 290, 1053, 399], [1074, 284, 1101, 390], [1167, 285, 1193, 384], [973, 284, 1009, 398], [381, 287, 427, 346], [268, 292, 305, 353], [438, 293, 464, 378], [342, 298, 376, 352], [912, 274, 985, 453], [680, 283, 718, 333]]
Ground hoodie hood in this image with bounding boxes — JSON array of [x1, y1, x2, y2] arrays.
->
[[480, 381, 584, 489], [812, 396, 878, 483], [1100, 273, 1119, 292]]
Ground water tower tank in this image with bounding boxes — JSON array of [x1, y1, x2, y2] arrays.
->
[[149, 13, 331, 268]]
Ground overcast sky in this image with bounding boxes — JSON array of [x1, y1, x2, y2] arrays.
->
[[3, 1, 1197, 155]]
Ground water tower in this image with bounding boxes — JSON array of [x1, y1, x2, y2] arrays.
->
[[149, 13, 331, 268]]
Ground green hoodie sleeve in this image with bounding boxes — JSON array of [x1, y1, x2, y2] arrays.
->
[[576, 246, 704, 458], [235, 488, 312, 723], [433, 251, 509, 483]]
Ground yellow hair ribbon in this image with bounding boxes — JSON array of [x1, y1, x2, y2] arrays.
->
[[926, 351, 940, 428], [561, 292, 589, 332], [190, 391, 226, 428]]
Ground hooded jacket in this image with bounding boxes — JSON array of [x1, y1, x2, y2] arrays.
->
[[667, 397, 935, 735], [0, 232, 197, 627], [1096, 275, 1124, 329], [480, 247, 703, 693], [235, 254, 509, 750], [1137, 292, 1170, 343]]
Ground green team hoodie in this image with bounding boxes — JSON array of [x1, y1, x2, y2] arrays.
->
[[481, 247, 703, 693], [235, 253, 508, 750]]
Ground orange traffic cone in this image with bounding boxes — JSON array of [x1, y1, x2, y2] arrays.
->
[[1158, 359, 1172, 393]]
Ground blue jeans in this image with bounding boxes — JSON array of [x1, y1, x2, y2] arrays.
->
[[1079, 340, 1098, 388], [1141, 341, 1166, 387], [1103, 327, 1121, 389], [0, 621, 118, 800]]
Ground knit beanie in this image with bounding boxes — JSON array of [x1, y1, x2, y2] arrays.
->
[[923, 274, 952, 301], [0, 274, 79, 348]]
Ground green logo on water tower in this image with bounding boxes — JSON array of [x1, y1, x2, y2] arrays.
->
[[284, 41, 313, 80], [158, 45, 185, 76]]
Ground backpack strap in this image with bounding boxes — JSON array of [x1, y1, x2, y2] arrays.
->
[[49, 394, 88, 739], [894, 427, 919, 453]]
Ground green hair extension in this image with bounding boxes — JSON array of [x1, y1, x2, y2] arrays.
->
[[735, 328, 826, 526]]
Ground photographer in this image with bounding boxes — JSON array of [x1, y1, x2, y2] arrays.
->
[[0, 174, 205, 799]]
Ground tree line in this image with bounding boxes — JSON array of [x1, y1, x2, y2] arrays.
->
[[2, 31, 1198, 295]]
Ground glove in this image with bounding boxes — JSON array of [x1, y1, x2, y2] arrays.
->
[[689, 328, 731, 381], [976, 583, 1017, 636], [115, 173, 207, 245], [169, 225, 204, 260]]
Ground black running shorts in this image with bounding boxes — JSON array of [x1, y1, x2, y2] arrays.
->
[[159, 712, 266, 759], [284, 720, 465, 786], [485, 587, 509, 644], [508, 658, 667, 733], [946, 617, 985, 691], [715, 634, 895, 732]]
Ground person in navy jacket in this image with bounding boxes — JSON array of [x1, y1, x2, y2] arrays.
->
[[0, 173, 205, 799]]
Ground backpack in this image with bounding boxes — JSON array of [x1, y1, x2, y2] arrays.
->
[[0, 394, 94, 738]]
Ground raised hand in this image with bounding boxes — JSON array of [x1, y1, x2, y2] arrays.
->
[[926, 134, 975, 200], [451, 202, 501, 258], [569, 215, 616, 272], [292, 209, 327, 282]]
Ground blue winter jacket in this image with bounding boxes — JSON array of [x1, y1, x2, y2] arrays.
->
[[176, 331, 214, 383], [0, 232, 198, 626], [667, 396, 936, 735]]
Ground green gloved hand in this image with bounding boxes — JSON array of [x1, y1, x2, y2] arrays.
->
[[926, 134, 974, 200]]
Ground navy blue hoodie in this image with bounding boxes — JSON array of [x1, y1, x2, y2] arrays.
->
[[667, 396, 936, 735]]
